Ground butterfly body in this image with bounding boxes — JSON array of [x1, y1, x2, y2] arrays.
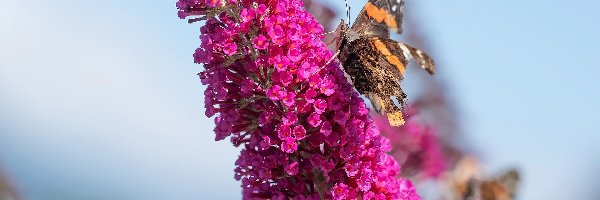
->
[[335, 0, 435, 126]]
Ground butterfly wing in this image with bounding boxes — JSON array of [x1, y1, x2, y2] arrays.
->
[[487, 169, 520, 200], [373, 38, 436, 76], [379, 0, 405, 34], [339, 38, 435, 126], [339, 37, 408, 126], [396, 42, 436, 74], [451, 156, 520, 200], [472, 169, 519, 200], [351, 0, 405, 38]]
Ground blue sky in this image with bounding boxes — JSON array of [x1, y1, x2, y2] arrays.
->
[[0, 0, 598, 199]]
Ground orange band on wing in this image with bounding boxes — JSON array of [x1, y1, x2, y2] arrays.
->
[[373, 39, 391, 54], [373, 39, 405, 75], [365, 2, 398, 29]]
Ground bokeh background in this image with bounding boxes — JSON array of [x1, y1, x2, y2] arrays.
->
[[1, 0, 599, 199]]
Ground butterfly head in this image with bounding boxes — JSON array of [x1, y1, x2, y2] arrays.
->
[[334, 19, 349, 52], [334, 19, 360, 54]]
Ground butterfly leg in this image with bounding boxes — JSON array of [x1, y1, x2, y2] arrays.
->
[[310, 50, 340, 76], [365, 92, 385, 114], [320, 30, 337, 37], [323, 50, 340, 67], [321, 30, 341, 50]]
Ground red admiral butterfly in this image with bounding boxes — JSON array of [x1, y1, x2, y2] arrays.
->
[[334, 0, 436, 126]]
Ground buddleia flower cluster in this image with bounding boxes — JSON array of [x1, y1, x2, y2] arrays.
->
[[177, 0, 419, 199]]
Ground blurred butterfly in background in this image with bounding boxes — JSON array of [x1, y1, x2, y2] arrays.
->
[[447, 156, 520, 200], [334, 0, 435, 126]]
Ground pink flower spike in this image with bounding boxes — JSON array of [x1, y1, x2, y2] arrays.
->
[[177, 0, 420, 199]]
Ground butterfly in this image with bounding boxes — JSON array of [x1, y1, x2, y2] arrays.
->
[[333, 0, 435, 126], [447, 156, 520, 200]]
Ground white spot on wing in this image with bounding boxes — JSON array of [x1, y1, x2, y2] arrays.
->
[[398, 43, 412, 60], [416, 49, 424, 58], [392, 5, 397, 11], [412, 49, 431, 70]]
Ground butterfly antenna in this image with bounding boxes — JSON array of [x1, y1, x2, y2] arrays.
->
[[345, 0, 351, 25]]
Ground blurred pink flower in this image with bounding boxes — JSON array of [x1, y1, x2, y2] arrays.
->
[[373, 112, 448, 178]]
